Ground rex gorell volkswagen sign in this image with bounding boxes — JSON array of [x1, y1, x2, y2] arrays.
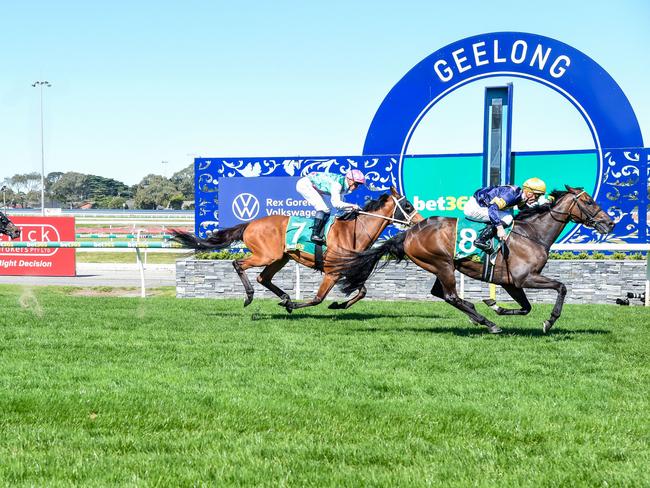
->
[[218, 176, 318, 228]]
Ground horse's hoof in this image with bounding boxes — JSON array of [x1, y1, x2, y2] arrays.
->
[[328, 302, 342, 309], [543, 320, 553, 333], [285, 305, 293, 314], [243, 295, 253, 307], [488, 325, 502, 334]]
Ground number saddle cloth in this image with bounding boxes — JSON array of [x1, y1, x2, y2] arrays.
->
[[454, 217, 515, 266], [284, 215, 336, 254]]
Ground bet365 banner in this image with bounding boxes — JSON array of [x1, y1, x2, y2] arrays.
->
[[0, 216, 76, 276]]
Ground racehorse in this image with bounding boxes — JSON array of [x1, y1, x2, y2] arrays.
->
[[0, 211, 21, 239], [333, 186, 615, 333], [172, 187, 423, 311]]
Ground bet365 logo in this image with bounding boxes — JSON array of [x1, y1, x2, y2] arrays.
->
[[413, 195, 469, 212]]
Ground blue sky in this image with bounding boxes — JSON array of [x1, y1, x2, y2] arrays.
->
[[0, 0, 648, 185]]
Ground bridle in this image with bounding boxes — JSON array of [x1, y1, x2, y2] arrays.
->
[[356, 195, 418, 227], [547, 191, 604, 228], [512, 191, 607, 251]]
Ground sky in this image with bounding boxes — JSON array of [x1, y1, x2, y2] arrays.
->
[[0, 0, 648, 185]]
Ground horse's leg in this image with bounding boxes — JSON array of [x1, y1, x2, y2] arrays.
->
[[431, 273, 502, 334], [256, 254, 292, 306], [328, 285, 366, 310], [521, 274, 567, 333], [483, 285, 532, 316], [233, 254, 279, 307], [286, 273, 338, 312], [430, 278, 481, 324]]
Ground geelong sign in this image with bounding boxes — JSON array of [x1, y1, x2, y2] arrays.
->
[[0, 217, 76, 276], [363, 31, 644, 193]]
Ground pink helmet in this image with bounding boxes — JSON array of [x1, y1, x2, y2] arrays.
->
[[345, 169, 366, 185]]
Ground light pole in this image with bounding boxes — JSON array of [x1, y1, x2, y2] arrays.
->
[[32, 80, 51, 215], [1, 185, 6, 212]]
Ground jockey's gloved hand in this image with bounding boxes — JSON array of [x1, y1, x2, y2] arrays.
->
[[496, 225, 506, 240], [347, 204, 361, 211]]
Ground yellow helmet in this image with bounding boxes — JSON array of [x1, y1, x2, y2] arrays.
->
[[522, 177, 546, 195]]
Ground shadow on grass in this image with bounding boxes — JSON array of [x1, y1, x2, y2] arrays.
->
[[356, 325, 611, 337], [249, 312, 449, 321]]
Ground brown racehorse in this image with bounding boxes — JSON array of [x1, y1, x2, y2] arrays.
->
[[172, 187, 423, 311], [333, 186, 615, 334], [0, 211, 21, 239]]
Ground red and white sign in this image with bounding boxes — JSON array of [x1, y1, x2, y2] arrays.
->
[[0, 217, 76, 276]]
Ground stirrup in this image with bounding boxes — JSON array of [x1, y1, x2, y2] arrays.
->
[[474, 240, 493, 253], [311, 234, 325, 245]]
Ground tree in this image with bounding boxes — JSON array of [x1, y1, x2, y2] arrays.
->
[[50, 172, 88, 206], [134, 174, 178, 209], [85, 175, 132, 200], [4, 173, 42, 207], [6, 172, 41, 194], [170, 164, 194, 200], [96, 196, 128, 209]]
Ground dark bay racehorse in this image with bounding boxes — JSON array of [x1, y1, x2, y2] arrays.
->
[[173, 187, 423, 311], [334, 186, 615, 333], [0, 211, 21, 239]]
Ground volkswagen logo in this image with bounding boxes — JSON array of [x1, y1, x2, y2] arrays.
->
[[232, 193, 260, 221]]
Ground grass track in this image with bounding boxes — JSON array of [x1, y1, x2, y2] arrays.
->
[[0, 285, 648, 486]]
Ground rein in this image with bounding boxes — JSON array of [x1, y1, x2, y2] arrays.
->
[[355, 196, 417, 226]]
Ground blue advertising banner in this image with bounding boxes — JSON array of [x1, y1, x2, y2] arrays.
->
[[218, 176, 318, 228]]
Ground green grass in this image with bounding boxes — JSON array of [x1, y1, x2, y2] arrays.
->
[[75, 252, 185, 264], [0, 286, 648, 487]]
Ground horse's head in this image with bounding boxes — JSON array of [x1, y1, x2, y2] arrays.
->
[[389, 187, 424, 227], [560, 185, 615, 234], [0, 211, 21, 239]]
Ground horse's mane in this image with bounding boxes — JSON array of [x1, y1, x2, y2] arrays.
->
[[362, 193, 390, 212], [514, 189, 577, 220]]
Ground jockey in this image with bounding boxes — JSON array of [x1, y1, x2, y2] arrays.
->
[[296, 169, 365, 244], [464, 177, 550, 252]]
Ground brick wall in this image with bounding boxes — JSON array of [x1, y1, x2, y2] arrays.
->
[[176, 259, 647, 305]]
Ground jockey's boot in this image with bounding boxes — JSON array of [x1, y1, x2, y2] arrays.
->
[[310, 211, 329, 245], [474, 224, 497, 253]]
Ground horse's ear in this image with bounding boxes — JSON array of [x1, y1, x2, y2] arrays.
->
[[390, 186, 399, 197], [565, 185, 576, 193]]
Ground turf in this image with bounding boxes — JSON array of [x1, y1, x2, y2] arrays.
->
[[0, 285, 648, 487], [75, 251, 183, 264]]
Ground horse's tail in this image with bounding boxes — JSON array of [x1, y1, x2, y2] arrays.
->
[[336, 231, 408, 295], [171, 223, 249, 251]]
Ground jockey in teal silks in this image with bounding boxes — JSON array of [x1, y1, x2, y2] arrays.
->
[[464, 177, 552, 253], [295, 169, 366, 244]]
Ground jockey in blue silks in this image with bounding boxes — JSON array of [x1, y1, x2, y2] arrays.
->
[[464, 177, 551, 253]]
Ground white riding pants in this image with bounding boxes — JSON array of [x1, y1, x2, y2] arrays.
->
[[463, 197, 514, 226], [296, 177, 329, 212]]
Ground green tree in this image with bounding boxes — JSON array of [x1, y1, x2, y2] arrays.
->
[[50, 172, 89, 206], [170, 164, 194, 200], [134, 174, 178, 209], [96, 196, 128, 209], [5, 173, 42, 207]]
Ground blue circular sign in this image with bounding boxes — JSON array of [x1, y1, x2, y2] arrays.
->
[[363, 32, 643, 196]]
